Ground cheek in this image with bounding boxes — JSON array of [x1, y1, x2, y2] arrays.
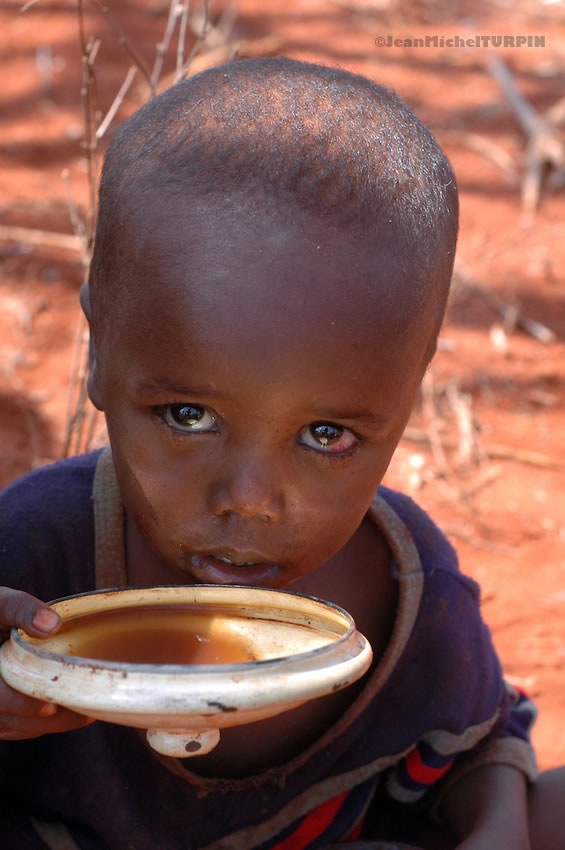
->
[[110, 439, 205, 539], [108, 409, 212, 511], [290, 473, 378, 557], [111, 450, 161, 533]]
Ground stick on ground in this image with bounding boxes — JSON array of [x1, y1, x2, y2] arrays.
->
[[487, 53, 565, 218]]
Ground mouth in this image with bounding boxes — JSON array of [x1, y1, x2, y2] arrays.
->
[[189, 552, 281, 587]]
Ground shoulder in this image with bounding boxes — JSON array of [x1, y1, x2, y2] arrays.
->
[[1, 449, 102, 492], [0, 451, 103, 599], [0, 450, 102, 530], [376, 484, 479, 598], [374, 486, 502, 727], [375, 485, 486, 638]]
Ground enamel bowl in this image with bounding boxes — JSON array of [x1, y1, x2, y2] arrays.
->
[[0, 585, 372, 757]]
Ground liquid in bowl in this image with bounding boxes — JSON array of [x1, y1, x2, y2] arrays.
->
[[34, 603, 254, 665]]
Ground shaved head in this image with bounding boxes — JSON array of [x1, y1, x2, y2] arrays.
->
[[89, 57, 458, 337]]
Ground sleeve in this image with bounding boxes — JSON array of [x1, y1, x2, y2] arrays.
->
[[383, 680, 538, 808], [374, 488, 538, 810]]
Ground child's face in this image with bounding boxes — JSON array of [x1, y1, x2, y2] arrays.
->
[[91, 192, 436, 589]]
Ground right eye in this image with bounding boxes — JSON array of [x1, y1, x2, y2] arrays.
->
[[155, 404, 217, 433]]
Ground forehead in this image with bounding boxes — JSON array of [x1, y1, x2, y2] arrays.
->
[[106, 191, 434, 386]]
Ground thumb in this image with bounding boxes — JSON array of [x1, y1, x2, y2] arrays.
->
[[0, 588, 60, 638]]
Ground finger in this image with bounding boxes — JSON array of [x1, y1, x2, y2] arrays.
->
[[0, 708, 95, 741], [0, 678, 59, 719], [0, 587, 60, 637]]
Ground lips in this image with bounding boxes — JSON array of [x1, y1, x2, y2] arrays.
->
[[189, 553, 281, 587]]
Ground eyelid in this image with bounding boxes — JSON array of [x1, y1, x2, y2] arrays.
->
[[153, 403, 218, 434], [298, 422, 360, 457], [153, 406, 361, 460], [301, 439, 361, 466]]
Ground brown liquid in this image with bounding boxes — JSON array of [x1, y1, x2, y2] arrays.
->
[[54, 603, 253, 665]]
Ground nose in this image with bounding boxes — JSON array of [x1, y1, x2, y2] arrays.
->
[[207, 451, 284, 522]]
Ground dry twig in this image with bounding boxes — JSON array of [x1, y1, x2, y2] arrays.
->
[[61, 315, 89, 458], [0, 225, 82, 253], [453, 260, 556, 345], [487, 54, 565, 218], [96, 66, 137, 140], [420, 370, 449, 472], [440, 129, 518, 180], [85, 0, 154, 95], [62, 0, 246, 457], [61, 0, 101, 456], [175, 0, 191, 84], [545, 96, 565, 127], [445, 379, 482, 470], [19, 0, 40, 13], [77, 1, 99, 256], [158, 34, 284, 91], [150, 0, 182, 91], [402, 427, 562, 470], [439, 523, 517, 555]]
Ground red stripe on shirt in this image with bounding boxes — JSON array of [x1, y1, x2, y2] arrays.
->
[[272, 790, 349, 850], [405, 747, 453, 785], [344, 819, 363, 840]]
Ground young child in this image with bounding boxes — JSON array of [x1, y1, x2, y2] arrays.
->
[[0, 57, 562, 850]]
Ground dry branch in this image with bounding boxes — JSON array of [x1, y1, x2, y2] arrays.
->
[[62, 314, 89, 458], [440, 130, 518, 180], [77, 1, 99, 257], [19, 0, 40, 13], [545, 95, 565, 127], [445, 380, 482, 469], [453, 260, 556, 345], [0, 225, 82, 253], [159, 34, 284, 90], [85, 0, 154, 95], [177, 0, 211, 80], [150, 0, 182, 91], [402, 427, 562, 470], [61, 0, 246, 457], [175, 0, 191, 83], [96, 66, 137, 139], [420, 370, 449, 472], [439, 522, 517, 555], [487, 54, 565, 217]]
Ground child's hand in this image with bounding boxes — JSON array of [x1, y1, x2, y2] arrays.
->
[[0, 588, 94, 740]]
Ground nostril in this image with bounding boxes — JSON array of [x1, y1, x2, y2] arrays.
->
[[207, 478, 282, 522], [211, 502, 279, 522]]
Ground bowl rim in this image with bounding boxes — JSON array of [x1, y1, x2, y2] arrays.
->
[[10, 584, 358, 675]]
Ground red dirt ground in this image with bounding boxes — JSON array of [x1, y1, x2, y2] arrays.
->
[[1, 0, 563, 770]]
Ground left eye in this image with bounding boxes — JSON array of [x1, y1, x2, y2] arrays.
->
[[157, 404, 217, 432], [298, 421, 357, 454]]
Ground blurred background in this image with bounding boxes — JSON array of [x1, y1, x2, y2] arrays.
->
[[1, 0, 564, 768]]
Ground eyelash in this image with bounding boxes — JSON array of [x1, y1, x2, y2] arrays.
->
[[301, 439, 361, 466], [152, 404, 218, 436], [152, 404, 362, 463]]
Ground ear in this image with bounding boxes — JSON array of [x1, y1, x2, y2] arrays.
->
[[80, 282, 105, 412]]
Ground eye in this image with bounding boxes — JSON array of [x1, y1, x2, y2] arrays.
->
[[298, 421, 358, 454], [155, 403, 217, 433]]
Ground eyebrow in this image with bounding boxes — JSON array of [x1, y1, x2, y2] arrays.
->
[[134, 379, 226, 399]]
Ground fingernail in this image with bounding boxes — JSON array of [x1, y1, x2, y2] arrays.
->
[[31, 608, 59, 633], [39, 702, 58, 718]]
